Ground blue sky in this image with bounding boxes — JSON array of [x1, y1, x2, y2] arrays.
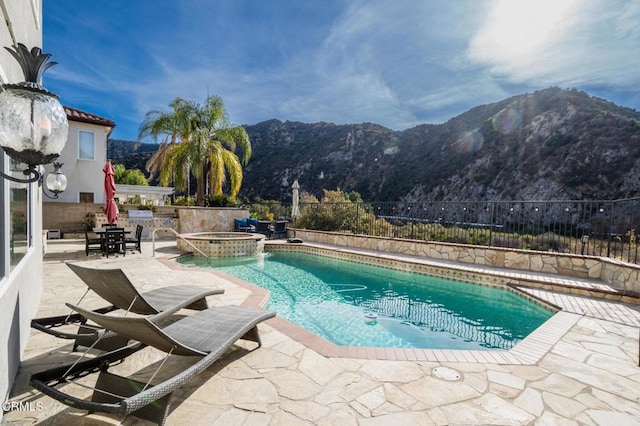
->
[[43, 0, 640, 142]]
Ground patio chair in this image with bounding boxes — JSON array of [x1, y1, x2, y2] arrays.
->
[[271, 220, 288, 239], [255, 220, 272, 238], [31, 263, 225, 350], [125, 224, 143, 253], [233, 217, 253, 232], [104, 228, 126, 258], [31, 303, 276, 424], [84, 227, 102, 256]]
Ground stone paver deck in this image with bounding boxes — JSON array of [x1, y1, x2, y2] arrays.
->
[[3, 239, 640, 425]]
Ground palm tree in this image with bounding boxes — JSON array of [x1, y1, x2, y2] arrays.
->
[[139, 95, 251, 205], [191, 96, 251, 203], [138, 98, 196, 187]]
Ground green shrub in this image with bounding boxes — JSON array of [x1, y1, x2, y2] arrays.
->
[[203, 194, 239, 207], [83, 212, 96, 231], [174, 196, 196, 206]]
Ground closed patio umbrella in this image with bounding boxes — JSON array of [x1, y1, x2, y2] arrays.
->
[[291, 180, 300, 219], [103, 160, 119, 224]]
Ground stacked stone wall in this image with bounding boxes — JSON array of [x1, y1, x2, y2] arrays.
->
[[291, 229, 640, 294]]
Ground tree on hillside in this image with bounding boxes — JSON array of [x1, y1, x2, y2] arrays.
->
[[295, 188, 368, 232], [113, 163, 148, 186], [139, 95, 251, 205]]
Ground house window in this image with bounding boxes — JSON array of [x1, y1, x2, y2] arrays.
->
[[79, 192, 94, 203], [78, 131, 95, 160], [8, 160, 30, 270]]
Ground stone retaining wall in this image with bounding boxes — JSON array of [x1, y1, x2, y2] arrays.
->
[[175, 207, 247, 233], [44, 203, 250, 240], [94, 213, 177, 240], [291, 229, 640, 294]]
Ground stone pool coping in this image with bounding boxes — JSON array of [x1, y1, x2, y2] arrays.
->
[[161, 241, 585, 364]]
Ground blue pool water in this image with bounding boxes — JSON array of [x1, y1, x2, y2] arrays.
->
[[178, 252, 554, 350]]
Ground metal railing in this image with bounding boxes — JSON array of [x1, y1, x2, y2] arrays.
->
[[247, 198, 640, 264], [152, 227, 209, 258]]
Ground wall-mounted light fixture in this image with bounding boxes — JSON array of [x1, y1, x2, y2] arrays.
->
[[0, 43, 69, 184], [41, 162, 67, 199]]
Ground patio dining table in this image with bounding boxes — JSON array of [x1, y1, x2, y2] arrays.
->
[[92, 228, 132, 256], [92, 228, 133, 235]]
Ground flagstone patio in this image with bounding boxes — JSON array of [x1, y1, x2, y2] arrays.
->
[[3, 239, 639, 425]]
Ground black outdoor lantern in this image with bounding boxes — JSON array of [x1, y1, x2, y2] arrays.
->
[[42, 161, 67, 199], [0, 43, 68, 184]]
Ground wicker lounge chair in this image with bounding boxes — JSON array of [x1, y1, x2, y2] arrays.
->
[[31, 303, 276, 425], [65, 263, 221, 314], [31, 263, 224, 350]]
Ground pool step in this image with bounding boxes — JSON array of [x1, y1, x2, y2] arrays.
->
[[508, 278, 640, 305]]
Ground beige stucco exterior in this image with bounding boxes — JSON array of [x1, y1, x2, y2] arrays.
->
[[0, 0, 45, 413], [42, 117, 113, 204]]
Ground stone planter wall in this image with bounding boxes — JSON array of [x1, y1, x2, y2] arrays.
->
[[175, 206, 248, 233], [291, 229, 640, 293]]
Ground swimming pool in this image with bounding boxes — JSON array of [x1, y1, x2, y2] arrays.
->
[[178, 251, 554, 350]]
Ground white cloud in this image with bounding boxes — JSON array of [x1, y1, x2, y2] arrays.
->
[[467, 0, 640, 88], [260, 0, 485, 128], [43, 0, 640, 140]]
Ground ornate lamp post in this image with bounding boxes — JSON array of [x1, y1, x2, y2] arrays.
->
[[0, 43, 68, 183]]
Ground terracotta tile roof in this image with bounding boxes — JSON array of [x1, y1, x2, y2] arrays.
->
[[63, 105, 116, 128]]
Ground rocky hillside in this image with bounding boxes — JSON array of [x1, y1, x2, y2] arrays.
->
[[109, 87, 640, 202], [108, 139, 157, 175]]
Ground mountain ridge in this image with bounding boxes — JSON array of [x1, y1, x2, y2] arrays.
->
[[107, 87, 640, 202]]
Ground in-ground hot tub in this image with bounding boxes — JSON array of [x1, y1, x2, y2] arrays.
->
[[177, 232, 265, 257]]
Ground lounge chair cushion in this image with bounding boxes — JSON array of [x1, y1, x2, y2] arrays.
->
[[162, 305, 274, 353]]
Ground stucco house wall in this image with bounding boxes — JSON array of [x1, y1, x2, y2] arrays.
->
[[42, 108, 115, 204], [0, 0, 45, 413]]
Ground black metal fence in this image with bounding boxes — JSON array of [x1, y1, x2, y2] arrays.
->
[[247, 198, 640, 265]]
